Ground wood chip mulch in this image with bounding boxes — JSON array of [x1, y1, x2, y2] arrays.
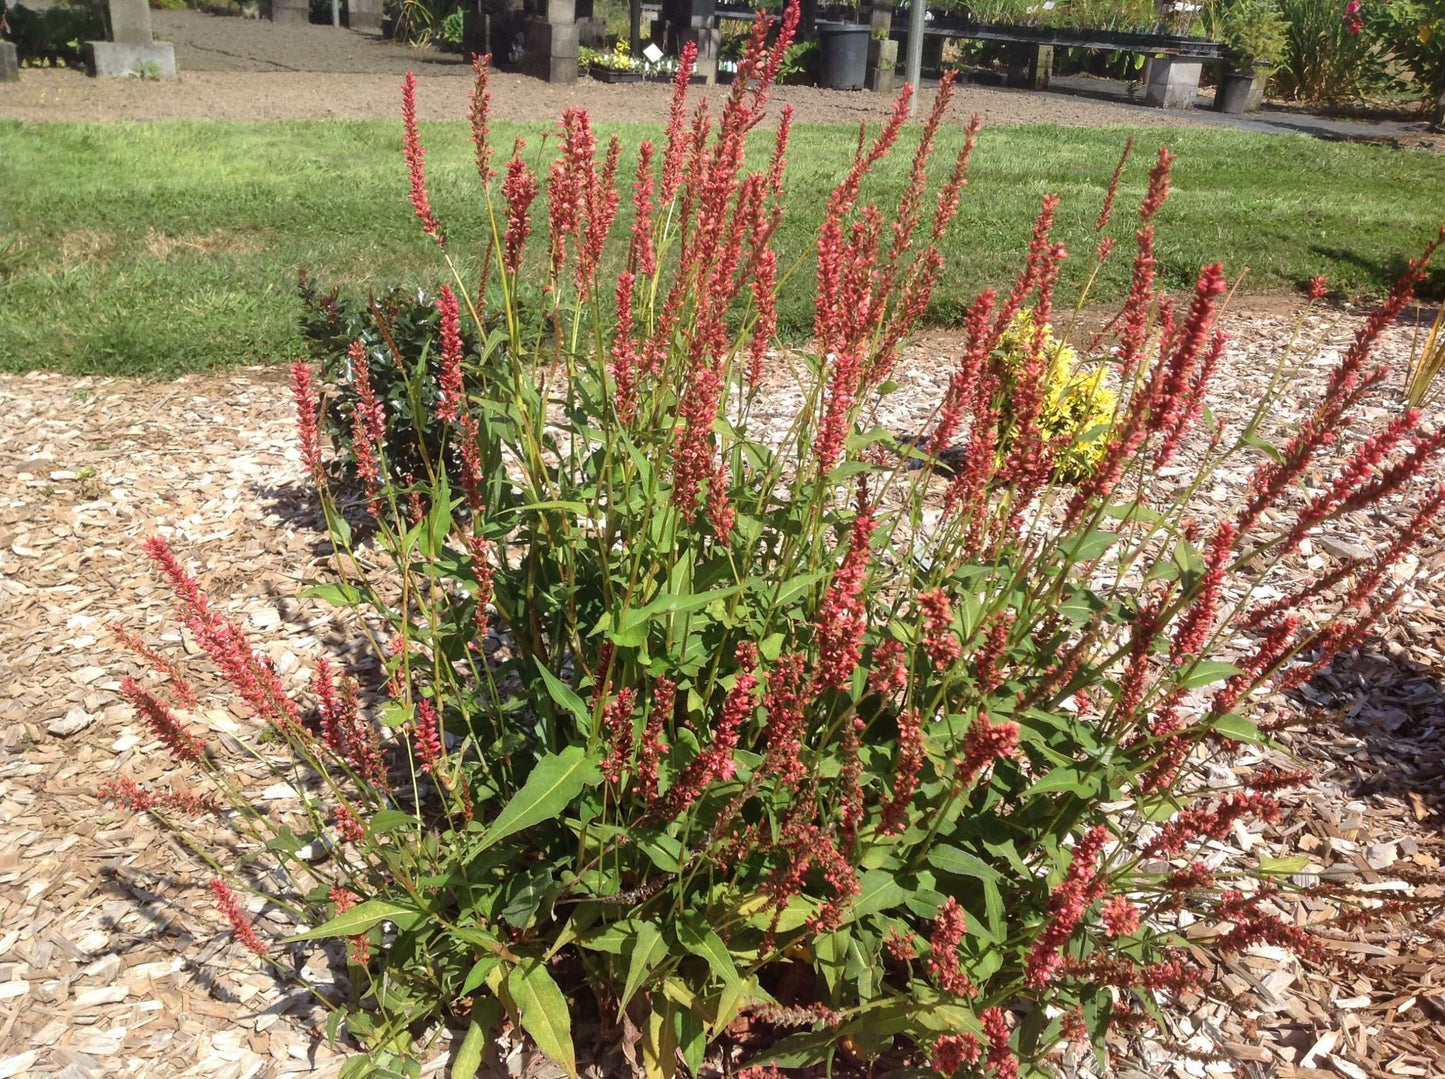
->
[[1, 298, 1443, 1078]]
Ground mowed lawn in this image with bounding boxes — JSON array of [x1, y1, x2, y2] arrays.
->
[[1, 117, 1442, 377]]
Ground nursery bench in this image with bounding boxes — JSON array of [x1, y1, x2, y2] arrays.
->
[[892, 20, 1225, 108]]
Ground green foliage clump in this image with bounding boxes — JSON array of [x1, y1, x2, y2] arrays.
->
[[3, 1, 104, 67], [1212, 0, 1289, 68]]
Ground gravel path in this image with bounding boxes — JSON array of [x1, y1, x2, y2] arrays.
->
[[1, 64, 1217, 127], [0, 8, 1221, 126]]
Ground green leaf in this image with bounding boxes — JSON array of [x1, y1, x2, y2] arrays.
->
[[538, 666, 592, 730], [848, 869, 908, 919], [1180, 661, 1242, 690], [612, 583, 747, 647], [368, 809, 418, 835], [475, 746, 600, 852], [925, 846, 1002, 883], [622, 922, 669, 1011], [678, 917, 741, 989], [451, 1013, 490, 1079], [1258, 854, 1310, 876], [424, 466, 452, 558], [1022, 766, 1100, 799], [677, 1004, 706, 1078], [643, 993, 679, 1079], [1210, 712, 1265, 744], [507, 957, 577, 1078], [461, 956, 501, 997], [301, 582, 365, 607], [1063, 529, 1117, 562], [285, 899, 419, 942]]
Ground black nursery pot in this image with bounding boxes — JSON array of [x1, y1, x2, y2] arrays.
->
[[1214, 69, 1254, 114]]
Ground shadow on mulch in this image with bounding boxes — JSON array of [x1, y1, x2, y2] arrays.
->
[[1293, 642, 1445, 828]]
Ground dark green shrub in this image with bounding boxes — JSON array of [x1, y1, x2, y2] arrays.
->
[[3, 1, 104, 68]]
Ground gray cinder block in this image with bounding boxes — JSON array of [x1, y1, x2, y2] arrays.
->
[[83, 40, 178, 78]]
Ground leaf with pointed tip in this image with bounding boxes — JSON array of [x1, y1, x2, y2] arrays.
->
[[476, 746, 599, 852], [507, 957, 577, 1078]]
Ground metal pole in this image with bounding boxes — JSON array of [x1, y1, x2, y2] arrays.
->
[[331, 0, 339, 26], [903, 0, 924, 115]]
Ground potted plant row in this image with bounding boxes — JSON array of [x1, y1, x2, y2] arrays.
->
[[580, 43, 645, 82]]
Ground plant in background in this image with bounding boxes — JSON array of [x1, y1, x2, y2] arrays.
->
[[100, 14, 1445, 1079], [1272, 0, 1388, 100], [1405, 304, 1445, 408], [2, 0, 105, 68], [1209, 0, 1289, 69], [296, 272, 509, 489], [992, 310, 1117, 483], [1365, 0, 1445, 119]]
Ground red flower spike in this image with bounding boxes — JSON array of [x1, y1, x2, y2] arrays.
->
[[658, 41, 699, 206], [918, 588, 962, 670], [334, 804, 366, 844], [814, 483, 877, 690], [1102, 894, 1141, 937], [953, 713, 1020, 791], [762, 653, 809, 789], [981, 1008, 1018, 1079], [1024, 825, 1109, 988], [1096, 136, 1134, 233], [879, 708, 924, 835], [122, 676, 205, 763], [467, 53, 494, 183], [211, 878, 268, 957], [931, 1033, 982, 1076], [289, 361, 324, 484], [412, 699, 443, 772], [501, 139, 539, 276], [927, 896, 976, 997], [435, 285, 464, 423], [601, 687, 638, 787], [627, 141, 657, 277], [98, 776, 218, 816], [401, 72, 443, 244], [634, 676, 675, 805], [108, 621, 199, 708]]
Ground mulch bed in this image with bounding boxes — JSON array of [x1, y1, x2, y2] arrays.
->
[[1, 298, 1442, 1078]]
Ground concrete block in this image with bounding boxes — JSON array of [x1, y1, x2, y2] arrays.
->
[[348, 0, 383, 30], [523, 51, 577, 82], [539, 0, 574, 22], [0, 41, 18, 83], [1003, 43, 1051, 90], [526, 19, 577, 57], [1145, 56, 1202, 109], [105, 0, 154, 45], [676, 24, 719, 60], [577, 15, 607, 48], [83, 40, 177, 77], [270, 0, 310, 24], [866, 37, 896, 93]]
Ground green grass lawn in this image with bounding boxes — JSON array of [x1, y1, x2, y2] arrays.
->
[[1, 117, 1442, 378]]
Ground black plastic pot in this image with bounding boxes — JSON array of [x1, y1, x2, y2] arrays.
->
[[817, 20, 869, 90], [1214, 69, 1254, 114], [590, 66, 643, 82]]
